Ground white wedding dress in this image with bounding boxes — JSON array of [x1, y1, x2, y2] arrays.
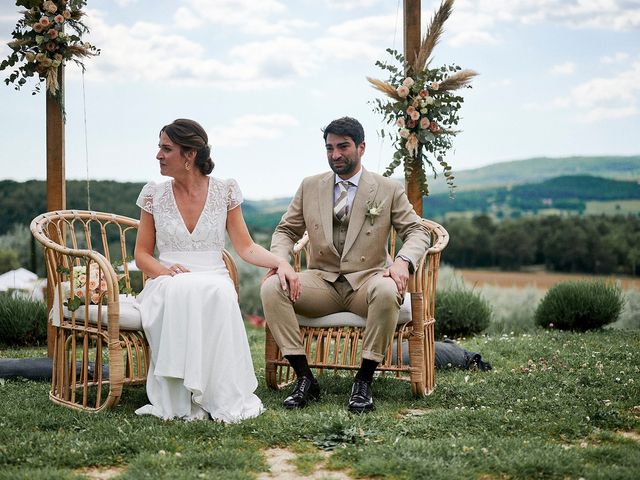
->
[[133, 177, 264, 422]]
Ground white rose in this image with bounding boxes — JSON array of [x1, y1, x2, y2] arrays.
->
[[402, 77, 415, 87]]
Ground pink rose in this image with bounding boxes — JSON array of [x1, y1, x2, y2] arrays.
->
[[74, 288, 86, 298], [91, 293, 101, 304], [100, 280, 107, 291], [396, 117, 405, 128], [396, 85, 410, 98], [54, 15, 64, 24], [402, 77, 415, 88], [47, 28, 58, 39], [33, 23, 43, 33], [407, 119, 417, 129], [409, 110, 420, 121], [40, 17, 50, 27], [46, 41, 58, 52], [62, 10, 71, 19], [429, 121, 439, 133], [44, 1, 57, 13], [88, 279, 98, 290], [419, 90, 429, 98], [399, 128, 410, 139], [419, 117, 429, 129], [431, 81, 440, 91], [406, 105, 416, 114]]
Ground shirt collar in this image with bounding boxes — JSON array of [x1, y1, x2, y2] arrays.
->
[[335, 167, 363, 187]]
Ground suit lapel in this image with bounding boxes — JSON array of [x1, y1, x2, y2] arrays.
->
[[318, 172, 337, 253], [342, 168, 378, 257]]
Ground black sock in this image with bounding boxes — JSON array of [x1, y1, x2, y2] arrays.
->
[[355, 359, 379, 384], [285, 355, 313, 380]]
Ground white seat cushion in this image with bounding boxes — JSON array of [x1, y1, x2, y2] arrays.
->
[[63, 294, 141, 330], [51, 289, 142, 331], [297, 293, 412, 328]]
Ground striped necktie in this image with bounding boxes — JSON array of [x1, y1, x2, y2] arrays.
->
[[334, 181, 351, 222]]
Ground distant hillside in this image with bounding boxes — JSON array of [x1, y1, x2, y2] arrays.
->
[[428, 155, 640, 194], [0, 180, 286, 235], [2, 155, 639, 234], [424, 175, 640, 219]]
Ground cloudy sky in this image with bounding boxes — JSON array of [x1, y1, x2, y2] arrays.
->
[[1, 0, 639, 200]]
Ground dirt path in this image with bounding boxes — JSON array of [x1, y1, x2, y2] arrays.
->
[[458, 269, 640, 290]]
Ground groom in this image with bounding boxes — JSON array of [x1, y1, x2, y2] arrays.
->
[[261, 116, 430, 413]]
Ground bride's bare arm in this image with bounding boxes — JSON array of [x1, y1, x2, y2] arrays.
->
[[226, 205, 300, 301], [135, 210, 178, 278]]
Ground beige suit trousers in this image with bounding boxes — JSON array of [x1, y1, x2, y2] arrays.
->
[[261, 271, 402, 363]]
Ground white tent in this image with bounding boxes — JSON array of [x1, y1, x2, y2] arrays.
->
[[0, 267, 38, 291]]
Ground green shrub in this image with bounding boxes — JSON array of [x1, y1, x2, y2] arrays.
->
[[0, 293, 48, 346], [0, 248, 20, 274], [534, 280, 624, 331], [435, 288, 492, 338]]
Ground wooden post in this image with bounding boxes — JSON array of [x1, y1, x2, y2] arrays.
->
[[403, 0, 423, 216], [46, 68, 65, 357]]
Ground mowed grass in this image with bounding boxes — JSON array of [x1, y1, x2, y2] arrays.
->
[[1, 328, 639, 479]]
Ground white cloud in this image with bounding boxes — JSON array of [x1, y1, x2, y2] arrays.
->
[[209, 114, 299, 147], [76, 10, 317, 89], [174, 7, 203, 29], [580, 105, 638, 122], [115, 0, 138, 6], [177, 0, 315, 35], [448, 0, 640, 49], [545, 61, 640, 122], [550, 62, 576, 76], [600, 52, 630, 64], [324, 0, 382, 10]]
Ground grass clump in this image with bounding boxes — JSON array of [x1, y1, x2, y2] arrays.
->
[[0, 293, 47, 346], [435, 288, 492, 339], [535, 280, 624, 331]]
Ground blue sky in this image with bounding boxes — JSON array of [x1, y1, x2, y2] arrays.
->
[[1, 0, 639, 200]]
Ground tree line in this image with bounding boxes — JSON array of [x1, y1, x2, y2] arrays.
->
[[443, 214, 640, 276]]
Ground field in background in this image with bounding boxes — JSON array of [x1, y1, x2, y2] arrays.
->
[[458, 269, 640, 290]]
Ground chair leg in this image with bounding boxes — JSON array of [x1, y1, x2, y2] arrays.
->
[[264, 325, 279, 390]]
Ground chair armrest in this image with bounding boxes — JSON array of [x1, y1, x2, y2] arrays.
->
[[293, 231, 309, 254]]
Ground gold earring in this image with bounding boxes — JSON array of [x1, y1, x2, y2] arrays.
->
[[184, 161, 191, 171]]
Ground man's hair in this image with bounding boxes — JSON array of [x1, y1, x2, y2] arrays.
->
[[322, 117, 365, 146]]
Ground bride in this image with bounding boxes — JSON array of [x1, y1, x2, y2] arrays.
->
[[133, 118, 299, 422]]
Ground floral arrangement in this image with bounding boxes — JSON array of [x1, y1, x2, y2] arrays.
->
[[367, 0, 477, 196], [0, 0, 99, 100], [60, 263, 106, 312], [365, 199, 385, 225]]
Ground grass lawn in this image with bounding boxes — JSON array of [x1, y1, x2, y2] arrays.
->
[[1, 328, 639, 479]]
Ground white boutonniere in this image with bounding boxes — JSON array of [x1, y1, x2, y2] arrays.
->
[[365, 199, 385, 225]]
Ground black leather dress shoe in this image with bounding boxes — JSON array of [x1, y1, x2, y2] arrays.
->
[[348, 379, 375, 413], [283, 376, 320, 409]]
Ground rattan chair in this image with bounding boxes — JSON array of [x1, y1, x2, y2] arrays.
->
[[264, 218, 449, 396], [31, 210, 239, 412]]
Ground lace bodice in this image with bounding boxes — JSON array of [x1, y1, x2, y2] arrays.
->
[[136, 178, 242, 253]]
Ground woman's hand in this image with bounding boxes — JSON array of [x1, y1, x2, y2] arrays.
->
[[276, 260, 300, 302], [164, 263, 190, 277]]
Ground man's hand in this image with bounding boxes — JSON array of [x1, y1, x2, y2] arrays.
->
[[383, 257, 410, 296]]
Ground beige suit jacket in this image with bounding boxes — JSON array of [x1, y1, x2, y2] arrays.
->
[[271, 168, 431, 290]]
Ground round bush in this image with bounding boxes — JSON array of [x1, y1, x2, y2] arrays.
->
[[534, 280, 624, 331], [0, 293, 47, 346], [435, 288, 492, 338]]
